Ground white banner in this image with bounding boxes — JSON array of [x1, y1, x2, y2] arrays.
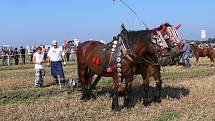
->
[[201, 30, 206, 39]]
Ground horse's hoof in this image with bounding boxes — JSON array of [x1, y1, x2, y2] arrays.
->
[[153, 97, 161, 103], [124, 98, 135, 108], [138, 97, 142, 102], [112, 106, 121, 112], [112, 103, 121, 112], [143, 100, 151, 107], [124, 99, 131, 108], [80, 95, 89, 100], [91, 94, 96, 100]]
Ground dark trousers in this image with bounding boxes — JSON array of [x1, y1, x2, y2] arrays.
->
[[21, 55, 25, 64], [14, 56, 19, 65], [51, 61, 65, 80]]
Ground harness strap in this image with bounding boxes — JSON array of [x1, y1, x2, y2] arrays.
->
[[102, 47, 106, 67], [89, 60, 117, 90]]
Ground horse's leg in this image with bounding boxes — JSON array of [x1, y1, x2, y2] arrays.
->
[[154, 78, 162, 103], [211, 57, 214, 67], [112, 87, 120, 111], [141, 74, 150, 106], [78, 64, 91, 100], [111, 73, 123, 111], [196, 57, 199, 66], [86, 70, 96, 99], [153, 66, 162, 103], [209, 56, 214, 67], [124, 77, 134, 108]]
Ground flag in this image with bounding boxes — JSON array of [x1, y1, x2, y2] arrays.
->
[[63, 40, 67, 49]]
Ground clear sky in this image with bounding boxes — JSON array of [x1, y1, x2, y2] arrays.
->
[[0, 0, 214, 47]]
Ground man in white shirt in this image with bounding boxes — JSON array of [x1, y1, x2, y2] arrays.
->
[[48, 40, 66, 84]]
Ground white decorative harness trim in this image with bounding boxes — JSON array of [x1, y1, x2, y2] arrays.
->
[[166, 27, 181, 45]]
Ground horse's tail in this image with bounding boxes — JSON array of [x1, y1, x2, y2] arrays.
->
[[76, 42, 89, 87], [76, 43, 83, 85]]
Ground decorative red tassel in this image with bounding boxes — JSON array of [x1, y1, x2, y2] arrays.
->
[[96, 58, 100, 65], [107, 67, 113, 73], [160, 25, 167, 33], [92, 56, 96, 63], [174, 24, 182, 30]]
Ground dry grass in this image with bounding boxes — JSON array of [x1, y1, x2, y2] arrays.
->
[[0, 58, 215, 121]]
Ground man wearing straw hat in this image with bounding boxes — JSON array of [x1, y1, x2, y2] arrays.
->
[[47, 40, 66, 84]]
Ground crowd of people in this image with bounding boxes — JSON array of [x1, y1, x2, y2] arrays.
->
[[1, 40, 78, 88], [0, 44, 77, 66], [1, 46, 26, 66]]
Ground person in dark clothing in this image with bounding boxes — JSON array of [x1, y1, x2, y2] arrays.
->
[[7, 48, 13, 66], [42, 46, 47, 61], [65, 48, 70, 61], [20, 46, 26, 64], [181, 41, 191, 67], [1, 49, 6, 66], [28, 48, 34, 64], [14, 48, 19, 65]]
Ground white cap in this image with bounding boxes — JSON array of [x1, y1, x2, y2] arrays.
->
[[52, 40, 57, 45]]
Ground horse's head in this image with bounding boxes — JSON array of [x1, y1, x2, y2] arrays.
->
[[159, 23, 183, 47], [152, 23, 184, 65]]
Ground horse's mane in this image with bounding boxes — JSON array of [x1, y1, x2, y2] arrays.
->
[[104, 23, 172, 50], [127, 29, 152, 45], [156, 23, 172, 31]]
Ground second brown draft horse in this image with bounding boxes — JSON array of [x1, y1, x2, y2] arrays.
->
[[191, 43, 215, 66], [77, 23, 181, 111], [125, 24, 183, 106]]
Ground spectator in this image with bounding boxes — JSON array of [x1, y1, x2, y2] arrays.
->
[[32, 46, 45, 88], [65, 47, 70, 61], [13, 48, 19, 65], [7, 48, 13, 66], [47, 40, 66, 84], [70, 47, 76, 62], [28, 48, 34, 64], [20, 46, 26, 64], [42, 46, 47, 61], [181, 41, 191, 67], [1, 49, 6, 66]]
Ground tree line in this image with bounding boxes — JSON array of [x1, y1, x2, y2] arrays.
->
[[186, 38, 215, 44]]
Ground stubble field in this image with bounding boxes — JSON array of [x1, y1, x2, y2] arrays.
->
[[0, 58, 215, 121]]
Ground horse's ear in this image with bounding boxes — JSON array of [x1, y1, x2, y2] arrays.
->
[[174, 24, 182, 30], [120, 24, 127, 32], [120, 24, 128, 38]]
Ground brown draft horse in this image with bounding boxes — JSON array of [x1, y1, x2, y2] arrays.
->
[[77, 23, 181, 111], [190, 43, 215, 66], [124, 24, 183, 106]]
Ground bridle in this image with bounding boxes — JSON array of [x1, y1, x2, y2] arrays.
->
[[118, 30, 164, 65], [118, 24, 183, 65]]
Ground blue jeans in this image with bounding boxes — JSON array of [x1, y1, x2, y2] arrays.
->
[[182, 53, 190, 67], [35, 69, 45, 86]]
